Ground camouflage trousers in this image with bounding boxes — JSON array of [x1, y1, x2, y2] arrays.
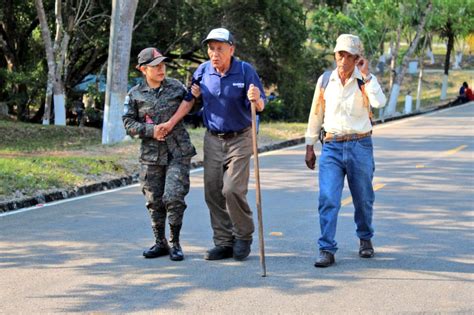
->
[[139, 158, 191, 239]]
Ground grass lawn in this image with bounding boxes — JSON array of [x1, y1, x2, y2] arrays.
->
[[0, 120, 307, 202], [372, 70, 473, 117]]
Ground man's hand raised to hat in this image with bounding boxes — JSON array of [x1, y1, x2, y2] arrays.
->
[[357, 56, 370, 79]]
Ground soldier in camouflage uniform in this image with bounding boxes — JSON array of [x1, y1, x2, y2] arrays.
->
[[122, 47, 197, 261]]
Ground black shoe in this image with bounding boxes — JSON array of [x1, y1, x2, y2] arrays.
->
[[314, 250, 335, 268], [143, 241, 170, 259], [169, 224, 184, 261], [204, 246, 233, 260], [169, 244, 184, 261], [233, 239, 252, 261], [359, 239, 374, 258]]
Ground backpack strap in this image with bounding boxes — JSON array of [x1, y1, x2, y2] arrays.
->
[[357, 79, 373, 123], [315, 70, 332, 115]]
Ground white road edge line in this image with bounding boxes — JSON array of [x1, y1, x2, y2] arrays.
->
[[0, 167, 204, 217]]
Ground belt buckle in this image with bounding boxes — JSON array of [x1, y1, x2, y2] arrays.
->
[[216, 132, 231, 140]]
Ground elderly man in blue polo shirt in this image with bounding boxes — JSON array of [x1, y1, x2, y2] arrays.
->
[[157, 28, 266, 261]]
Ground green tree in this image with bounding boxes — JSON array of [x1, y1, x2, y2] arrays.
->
[[1, 0, 112, 122], [132, 0, 325, 121], [429, 0, 474, 100], [0, 0, 44, 121]]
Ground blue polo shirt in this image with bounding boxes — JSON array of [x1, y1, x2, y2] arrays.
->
[[193, 57, 266, 133]]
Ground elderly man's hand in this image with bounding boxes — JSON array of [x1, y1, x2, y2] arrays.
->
[[247, 84, 260, 102], [248, 84, 265, 111], [305, 145, 317, 170], [191, 83, 201, 98]]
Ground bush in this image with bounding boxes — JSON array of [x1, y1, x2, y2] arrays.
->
[[260, 99, 285, 121]]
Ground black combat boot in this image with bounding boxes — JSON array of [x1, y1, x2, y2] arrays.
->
[[143, 224, 170, 258], [169, 224, 184, 261]]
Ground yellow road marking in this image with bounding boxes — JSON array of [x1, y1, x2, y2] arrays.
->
[[373, 183, 386, 191], [415, 145, 467, 169], [341, 196, 353, 207], [341, 183, 386, 207], [269, 232, 283, 236], [442, 145, 467, 157]]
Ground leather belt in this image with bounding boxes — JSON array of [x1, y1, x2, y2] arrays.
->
[[324, 131, 372, 143], [208, 127, 251, 140]]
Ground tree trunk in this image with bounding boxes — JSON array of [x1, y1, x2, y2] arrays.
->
[[441, 20, 454, 100], [385, 1, 432, 116], [102, 0, 138, 144], [35, 0, 70, 125], [389, 23, 402, 90], [416, 35, 429, 110], [35, 0, 55, 125]]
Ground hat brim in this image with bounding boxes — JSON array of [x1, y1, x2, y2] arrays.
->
[[145, 56, 169, 66], [333, 45, 359, 56], [202, 38, 233, 46]]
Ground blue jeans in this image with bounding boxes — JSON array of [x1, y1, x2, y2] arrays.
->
[[318, 136, 375, 253]]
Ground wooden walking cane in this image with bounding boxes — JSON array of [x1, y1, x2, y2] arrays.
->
[[250, 97, 267, 277]]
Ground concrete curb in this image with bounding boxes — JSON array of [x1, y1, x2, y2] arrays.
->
[[1, 99, 466, 213]]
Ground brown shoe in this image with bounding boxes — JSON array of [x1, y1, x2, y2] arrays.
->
[[359, 239, 375, 258], [314, 250, 335, 268]]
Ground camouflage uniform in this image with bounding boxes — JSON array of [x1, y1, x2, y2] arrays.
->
[[122, 77, 196, 244]]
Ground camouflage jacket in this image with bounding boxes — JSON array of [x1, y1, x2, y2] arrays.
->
[[122, 77, 196, 165]]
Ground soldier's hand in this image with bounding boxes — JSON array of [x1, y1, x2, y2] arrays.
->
[[153, 124, 168, 141], [191, 84, 201, 98], [305, 145, 317, 170], [247, 84, 260, 103]]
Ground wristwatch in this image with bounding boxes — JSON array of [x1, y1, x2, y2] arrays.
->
[[363, 74, 372, 83]]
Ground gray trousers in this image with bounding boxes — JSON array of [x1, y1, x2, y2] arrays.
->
[[139, 158, 191, 235], [203, 129, 255, 247]]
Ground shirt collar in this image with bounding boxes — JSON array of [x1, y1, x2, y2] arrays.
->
[[330, 67, 363, 83], [138, 77, 168, 92]]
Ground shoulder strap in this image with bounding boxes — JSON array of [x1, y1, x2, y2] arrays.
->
[[241, 60, 248, 91], [321, 70, 332, 90], [316, 70, 332, 116], [357, 78, 373, 122], [241, 60, 247, 77]]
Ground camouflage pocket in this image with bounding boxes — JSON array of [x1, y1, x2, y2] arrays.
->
[[140, 140, 160, 163]]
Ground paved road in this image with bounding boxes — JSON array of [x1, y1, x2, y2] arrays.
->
[[1, 103, 473, 314]]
